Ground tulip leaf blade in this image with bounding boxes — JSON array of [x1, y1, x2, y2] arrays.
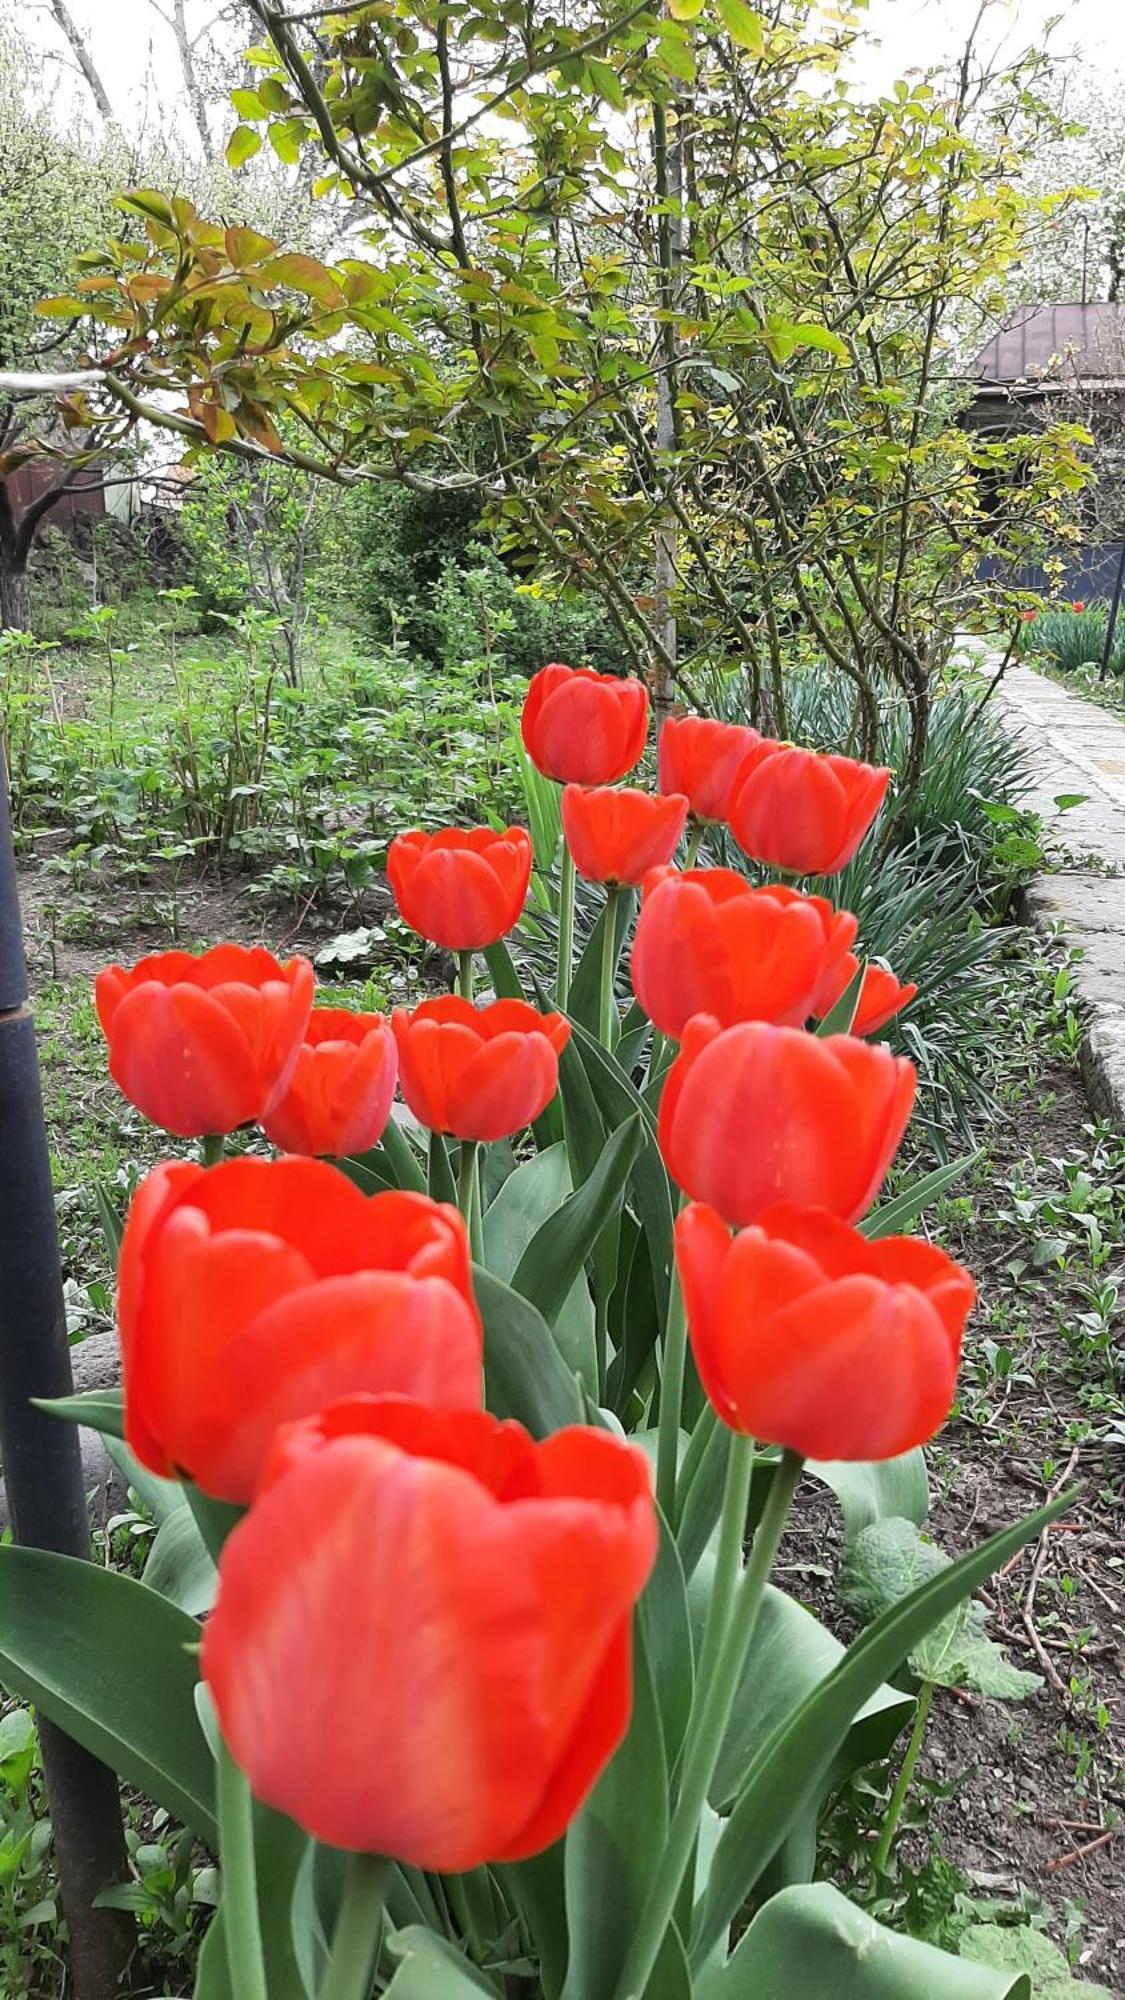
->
[[474, 1266, 584, 1436], [512, 1113, 643, 1331], [561, 1612, 669, 2000], [142, 1505, 218, 1617], [566, 1018, 674, 1321], [698, 1882, 1030, 1998], [483, 935, 528, 1002], [706, 1581, 913, 1813], [693, 1491, 1073, 1962], [862, 1150, 982, 1240], [815, 960, 865, 1036], [483, 1142, 598, 1385], [383, 1926, 499, 1994], [568, 889, 636, 1033], [0, 1546, 214, 1845], [35, 1386, 124, 1439], [806, 1448, 929, 1546]]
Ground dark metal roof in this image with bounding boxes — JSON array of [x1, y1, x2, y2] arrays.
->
[[972, 302, 1125, 386]]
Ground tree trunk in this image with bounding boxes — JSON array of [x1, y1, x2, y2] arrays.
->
[[651, 84, 685, 727], [0, 555, 29, 633], [48, 0, 118, 124]]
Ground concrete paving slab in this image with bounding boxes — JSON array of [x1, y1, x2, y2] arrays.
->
[[992, 663, 1125, 1124]]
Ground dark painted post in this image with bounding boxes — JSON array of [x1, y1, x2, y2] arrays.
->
[[1098, 537, 1125, 681], [0, 762, 132, 1996]]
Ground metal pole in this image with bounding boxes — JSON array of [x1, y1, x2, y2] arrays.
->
[[1099, 536, 1125, 681], [0, 762, 132, 1997]]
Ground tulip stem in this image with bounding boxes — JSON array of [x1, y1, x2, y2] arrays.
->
[[319, 1851, 390, 2000], [599, 885, 621, 1050], [457, 950, 475, 1003], [683, 822, 703, 869], [458, 1139, 483, 1260], [201, 1133, 224, 1168], [655, 1267, 689, 1524], [556, 840, 576, 1009], [872, 1677, 933, 1875], [692, 1432, 755, 1702], [216, 1740, 267, 2000], [613, 1448, 804, 2000]]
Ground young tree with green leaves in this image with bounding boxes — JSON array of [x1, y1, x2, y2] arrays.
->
[[10, 0, 1092, 778]]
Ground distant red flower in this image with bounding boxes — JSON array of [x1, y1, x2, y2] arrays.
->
[[118, 1160, 481, 1502], [262, 1007, 397, 1157], [729, 744, 891, 877], [658, 1015, 916, 1226], [562, 785, 688, 886], [631, 868, 848, 1036], [1070, 601, 1085, 613], [521, 663, 649, 785], [657, 714, 763, 824], [393, 997, 570, 1142], [387, 827, 532, 951], [1020, 609, 1037, 623], [95, 945, 313, 1139], [675, 1201, 973, 1460], [813, 956, 918, 1037]]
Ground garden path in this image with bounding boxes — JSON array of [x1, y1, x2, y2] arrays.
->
[[991, 661, 1125, 1123]]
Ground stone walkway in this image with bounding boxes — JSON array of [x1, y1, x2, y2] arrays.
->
[[991, 663, 1125, 1121]]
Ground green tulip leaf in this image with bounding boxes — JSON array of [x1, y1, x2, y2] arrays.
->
[[703, 1580, 914, 1810], [383, 1926, 498, 1994], [35, 1386, 124, 1439], [484, 1141, 597, 1383], [561, 1614, 668, 2000], [815, 960, 865, 1035], [807, 1449, 929, 1545], [700, 1882, 1031, 1997], [0, 1546, 214, 1845], [841, 1518, 1042, 1696], [693, 1492, 1070, 1962], [474, 1266, 584, 1435], [143, 1506, 218, 1617], [512, 1114, 643, 1331], [862, 1152, 982, 1239]]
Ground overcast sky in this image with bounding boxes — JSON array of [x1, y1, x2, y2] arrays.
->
[[5, 0, 1123, 145]]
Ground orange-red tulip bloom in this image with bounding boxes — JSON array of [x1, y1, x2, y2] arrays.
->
[[393, 997, 569, 1142], [814, 955, 918, 1036], [95, 945, 313, 1140], [562, 785, 688, 886], [387, 826, 532, 951], [521, 662, 648, 785], [632, 868, 856, 1038], [117, 1159, 481, 1503], [261, 1007, 397, 1157], [675, 1201, 973, 1459], [729, 743, 891, 876], [658, 1015, 915, 1226], [657, 714, 762, 824], [202, 1396, 657, 1867]]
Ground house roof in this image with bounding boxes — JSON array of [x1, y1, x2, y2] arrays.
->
[[973, 302, 1125, 387]]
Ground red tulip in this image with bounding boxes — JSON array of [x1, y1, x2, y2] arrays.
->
[[1071, 600, 1086, 613], [632, 869, 850, 1037], [729, 743, 891, 876], [562, 785, 688, 886], [393, 997, 570, 1141], [261, 1007, 397, 1157], [202, 1396, 657, 1867], [814, 955, 918, 1036], [521, 662, 648, 785], [658, 1015, 915, 1226], [387, 827, 532, 951], [657, 714, 763, 824], [675, 1202, 973, 1459], [95, 944, 314, 1140], [117, 1159, 481, 1503]]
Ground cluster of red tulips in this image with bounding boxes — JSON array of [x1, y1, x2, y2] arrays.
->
[[90, 661, 975, 1990]]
